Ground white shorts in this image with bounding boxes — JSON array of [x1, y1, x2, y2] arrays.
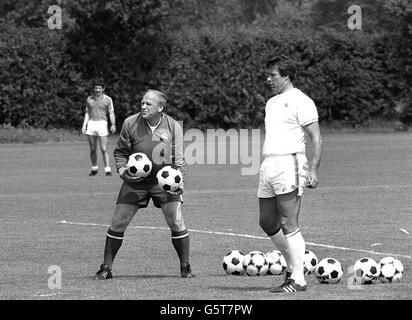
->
[[257, 153, 309, 198], [85, 120, 109, 137]]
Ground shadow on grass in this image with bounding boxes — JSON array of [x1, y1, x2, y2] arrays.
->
[[85, 274, 179, 280], [208, 286, 269, 292]]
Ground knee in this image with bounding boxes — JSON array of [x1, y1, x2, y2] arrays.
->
[[169, 219, 185, 232], [281, 219, 299, 235], [166, 215, 185, 232], [111, 216, 130, 232], [162, 203, 186, 232]]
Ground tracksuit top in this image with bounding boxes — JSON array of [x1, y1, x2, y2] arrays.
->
[[114, 112, 185, 186]]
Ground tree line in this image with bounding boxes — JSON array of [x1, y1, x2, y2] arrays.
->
[[0, 0, 411, 130]]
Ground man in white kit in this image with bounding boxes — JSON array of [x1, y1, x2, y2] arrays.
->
[[258, 56, 323, 293], [82, 80, 116, 176]]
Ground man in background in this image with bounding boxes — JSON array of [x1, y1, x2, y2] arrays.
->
[[82, 80, 116, 176]]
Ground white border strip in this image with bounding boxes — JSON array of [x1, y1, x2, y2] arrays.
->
[[57, 220, 411, 260]]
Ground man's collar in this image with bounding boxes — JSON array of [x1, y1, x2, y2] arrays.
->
[[92, 94, 105, 100], [144, 113, 164, 127]]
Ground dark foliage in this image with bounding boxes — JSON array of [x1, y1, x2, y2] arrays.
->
[[1, 0, 410, 129]]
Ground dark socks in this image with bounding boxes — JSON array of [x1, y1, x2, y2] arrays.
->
[[103, 229, 124, 268], [171, 229, 190, 266]]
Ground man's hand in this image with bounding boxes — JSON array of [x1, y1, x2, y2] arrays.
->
[[110, 124, 116, 134], [306, 168, 319, 189], [118, 166, 144, 183], [167, 187, 184, 196], [82, 125, 87, 134], [167, 181, 184, 195]]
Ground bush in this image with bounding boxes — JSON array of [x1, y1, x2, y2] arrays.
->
[[1, 0, 409, 130], [64, 0, 171, 129], [0, 22, 86, 129], [152, 25, 269, 129], [154, 23, 407, 128]]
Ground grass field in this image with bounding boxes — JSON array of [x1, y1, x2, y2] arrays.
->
[[0, 132, 411, 301]]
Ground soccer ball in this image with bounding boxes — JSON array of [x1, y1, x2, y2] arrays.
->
[[223, 250, 246, 275], [156, 166, 183, 192], [242, 251, 269, 276], [378, 257, 404, 283], [314, 258, 344, 284], [353, 257, 380, 285], [127, 152, 152, 178], [304, 250, 318, 275], [266, 250, 287, 275]]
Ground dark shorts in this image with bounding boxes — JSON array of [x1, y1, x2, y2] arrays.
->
[[116, 182, 182, 208]]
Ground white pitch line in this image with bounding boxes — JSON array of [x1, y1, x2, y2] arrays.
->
[[371, 243, 382, 247], [57, 220, 412, 260], [302, 241, 411, 259]]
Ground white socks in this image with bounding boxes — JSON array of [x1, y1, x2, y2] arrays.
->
[[270, 229, 292, 273], [92, 166, 111, 173], [284, 228, 306, 286]]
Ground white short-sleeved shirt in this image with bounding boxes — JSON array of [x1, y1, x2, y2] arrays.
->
[[262, 88, 318, 156], [86, 94, 114, 121]]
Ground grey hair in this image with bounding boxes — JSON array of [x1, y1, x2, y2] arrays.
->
[[144, 89, 167, 109]]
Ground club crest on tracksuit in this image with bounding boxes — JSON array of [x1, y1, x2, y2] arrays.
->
[[154, 128, 171, 143]]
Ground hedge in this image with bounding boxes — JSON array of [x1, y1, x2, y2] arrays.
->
[[154, 24, 408, 128], [0, 23, 86, 129], [1, 21, 409, 130]]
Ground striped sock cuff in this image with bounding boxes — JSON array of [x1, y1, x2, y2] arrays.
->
[[171, 229, 189, 240], [284, 228, 300, 239], [106, 229, 124, 240]]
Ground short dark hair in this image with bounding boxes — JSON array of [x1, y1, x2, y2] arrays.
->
[[92, 79, 106, 88], [265, 55, 298, 82]]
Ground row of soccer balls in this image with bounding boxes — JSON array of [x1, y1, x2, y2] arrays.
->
[[127, 153, 182, 191], [223, 250, 405, 284]]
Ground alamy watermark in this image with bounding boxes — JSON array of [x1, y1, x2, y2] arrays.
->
[[47, 5, 62, 30], [347, 5, 362, 30], [183, 128, 261, 176], [47, 265, 62, 289], [346, 265, 364, 290], [151, 126, 262, 176], [48, 4, 364, 31]]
